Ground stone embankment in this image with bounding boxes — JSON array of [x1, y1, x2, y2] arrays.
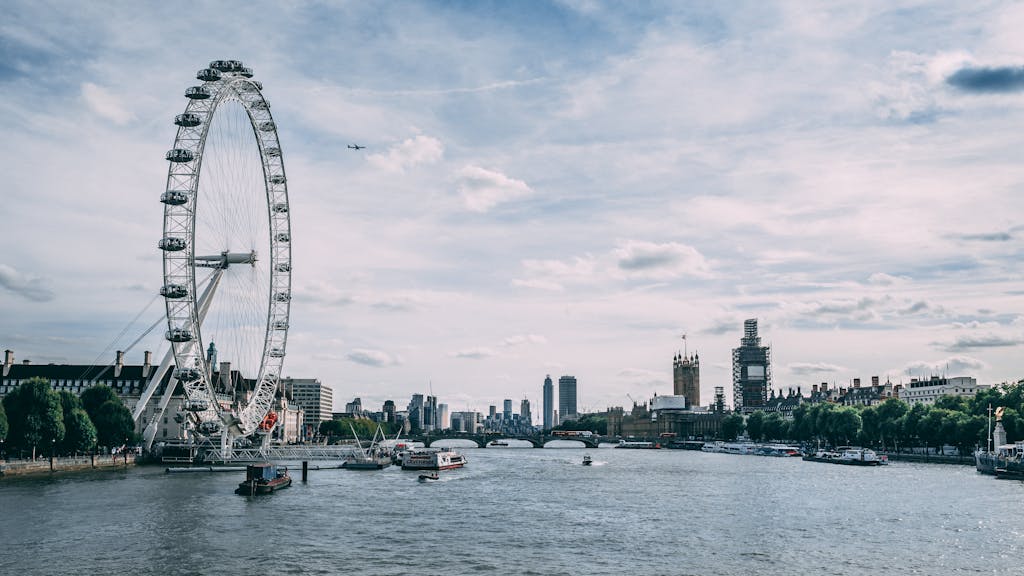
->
[[879, 452, 974, 465], [0, 454, 136, 477]]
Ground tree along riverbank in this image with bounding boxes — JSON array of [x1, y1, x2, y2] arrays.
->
[[0, 453, 136, 477]]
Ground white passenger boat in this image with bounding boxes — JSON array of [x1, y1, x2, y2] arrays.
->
[[400, 447, 467, 470], [803, 446, 886, 466]]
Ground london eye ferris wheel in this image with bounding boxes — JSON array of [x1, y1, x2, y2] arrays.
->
[[158, 60, 291, 449]]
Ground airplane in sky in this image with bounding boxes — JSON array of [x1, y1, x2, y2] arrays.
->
[[347, 144, 365, 150]]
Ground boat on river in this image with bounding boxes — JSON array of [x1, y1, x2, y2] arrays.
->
[[755, 445, 803, 457], [235, 463, 291, 495], [976, 441, 1024, 477], [401, 447, 467, 470], [583, 454, 593, 466], [701, 441, 756, 454], [343, 423, 393, 469], [617, 440, 659, 449], [802, 447, 886, 466], [418, 472, 439, 482]]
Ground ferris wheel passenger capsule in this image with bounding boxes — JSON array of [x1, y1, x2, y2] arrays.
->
[[275, 232, 290, 242], [165, 328, 193, 343], [258, 121, 276, 132], [185, 86, 211, 99], [174, 113, 202, 127], [158, 237, 187, 251], [198, 421, 221, 434], [196, 68, 221, 82], [160, 284, 188, 299], [184, 399, 209, 412], [165, 149, 194, 163], [274, 292, 291, 302], [160, 190, 189, 206], [273, 203, 288, 213], [269, 175, 286, 185], [174, 368, 201, 381]]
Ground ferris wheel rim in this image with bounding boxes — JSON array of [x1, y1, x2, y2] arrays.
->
[[159, 60, 291, 438]]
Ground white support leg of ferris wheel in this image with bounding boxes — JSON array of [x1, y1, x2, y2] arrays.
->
[[142, 269, 225, 450]]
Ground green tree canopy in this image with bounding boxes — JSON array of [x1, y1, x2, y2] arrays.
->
[[80, 385, 120, 422], [57, 390, 96, 455], [2, 377, 65, 458], [554, 414, 607, 436], [763, 412, 788, 441], [721, 413, 745, 441], [63, 408, 97, 455], [745, 411, 765, 442], [92, 400, 135, 448]]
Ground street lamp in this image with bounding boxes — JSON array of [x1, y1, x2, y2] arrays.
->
[[50, 438, 55, 471]]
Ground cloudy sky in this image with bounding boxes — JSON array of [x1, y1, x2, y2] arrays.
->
[[3, 1, 1024, 419]]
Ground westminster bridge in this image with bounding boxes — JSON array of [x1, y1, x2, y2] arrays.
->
[[405, 432, 613, 449]]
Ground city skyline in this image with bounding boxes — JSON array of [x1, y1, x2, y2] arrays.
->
[[3, 3, 1024, 414]]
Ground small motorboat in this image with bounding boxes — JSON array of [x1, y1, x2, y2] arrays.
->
[[582, 454, 593, 466], [235, 463, 291, 495], [418, 472, 440, 482]]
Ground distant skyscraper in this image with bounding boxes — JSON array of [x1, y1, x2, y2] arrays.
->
[[408, 394, 424, 431], [438, 403, 449, 430], [424, 395, 438, 432], [558, 375, 578, 420], [673, 352, 700, 408], [543, 375, 554, 430], [733, 319, 771, 413], [382, 400, 396, 422], [520, 398, 532, 426], [503, 398, 513, 421]]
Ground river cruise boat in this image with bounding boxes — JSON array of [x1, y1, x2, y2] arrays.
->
[[701, 441, 757, 454], [400, 447, 467, 470], [803, 447, 886, 466], [235, 463, 291, 495], [755, 445, 803, 457], [976, 441, 1024, 476], [617, 440, 659, 449]]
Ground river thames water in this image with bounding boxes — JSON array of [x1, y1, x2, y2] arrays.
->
[[1, 443, 1022, 575]]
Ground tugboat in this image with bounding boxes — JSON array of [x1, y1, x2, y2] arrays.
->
[[235, 463, 292, 495], [418, 472, 440, 483]]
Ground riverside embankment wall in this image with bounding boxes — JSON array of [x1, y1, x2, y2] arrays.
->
[[0, 454, 136, 477]]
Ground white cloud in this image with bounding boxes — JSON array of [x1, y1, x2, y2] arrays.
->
[[451, 347, 497, 360], [367, 135, 444, 173], [0, 264, 55, 302], [80, 82, 135, 125], [500, 334, 547, 347], [867, 272, 909, 286], [788, 362, 845, 376], [347, 349, 401, 367], [613, 240, 710, 280], [455, 165, 533, 212]]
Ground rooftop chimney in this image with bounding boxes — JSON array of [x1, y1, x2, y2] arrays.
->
[[3, 350, 12, 377], [853, 378, 861, 388], [812, 384, 819, 394], [143, 350, 153, 378], [115, 350, 124, 378], [872, 376, 879, 386]]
